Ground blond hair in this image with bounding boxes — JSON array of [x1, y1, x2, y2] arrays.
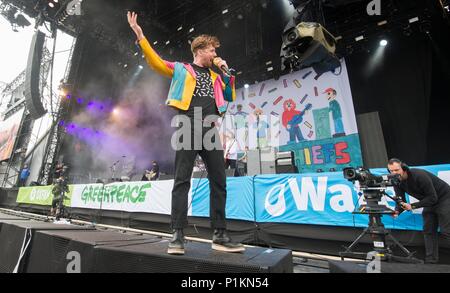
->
[[191, 34, 220, 55]]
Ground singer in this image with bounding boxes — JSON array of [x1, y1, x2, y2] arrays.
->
[[127, 12, 244, 255]]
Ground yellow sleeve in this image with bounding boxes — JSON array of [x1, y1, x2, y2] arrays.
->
[[139, 37, 174, 78]]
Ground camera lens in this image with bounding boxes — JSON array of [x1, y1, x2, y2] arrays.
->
[[287, 31, 297, 42]]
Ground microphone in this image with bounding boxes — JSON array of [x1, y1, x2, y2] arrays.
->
[[213, 57, 232, 76]]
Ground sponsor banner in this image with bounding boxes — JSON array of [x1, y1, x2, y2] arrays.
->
[[254, 164, 450, 231], [17, 185, 72, 206], [17, 164, 450, 231], [70, 180, 181, 215], [191, 177, 255, 221]]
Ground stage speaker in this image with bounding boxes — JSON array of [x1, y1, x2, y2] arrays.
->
[[275, 151, 298, 174], [94, 241, 293, 273], [356, 112, 388, 168], [25, 230, 161, 273], [0, 220, 93, 273], [248, 148, 276, 176], [24, 30, 47, 119]]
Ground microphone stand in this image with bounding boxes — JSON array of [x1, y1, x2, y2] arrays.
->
[[110, 160, 120, 181]]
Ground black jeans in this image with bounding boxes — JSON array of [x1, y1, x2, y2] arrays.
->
[[225, 159, 239, 176], [171, 124, 227, 230], [422, 196, 450, 262]]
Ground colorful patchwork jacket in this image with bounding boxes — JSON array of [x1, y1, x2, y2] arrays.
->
[[139, 37, 236, 114]]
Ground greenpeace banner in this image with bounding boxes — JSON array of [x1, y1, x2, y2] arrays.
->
[[16, 185, 73, 206], [255, 164, 450, 231], [70, 180, 179, 215]]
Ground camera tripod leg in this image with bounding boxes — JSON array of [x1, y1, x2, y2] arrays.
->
[[386, 233, 413, 257], [344, 227, 369, 253]]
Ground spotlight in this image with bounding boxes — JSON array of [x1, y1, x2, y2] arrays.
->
[[379, 40, 388, 46], [244, 84, 250, 89], [48, 2, 55, 8], [355, 35, 364, 42], [138, 65, 144, 69]]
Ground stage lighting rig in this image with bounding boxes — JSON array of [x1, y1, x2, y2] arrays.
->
[[0, 4, 31, 32]]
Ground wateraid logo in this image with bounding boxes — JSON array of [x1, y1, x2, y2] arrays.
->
[[265, 177, 355, 216], [29, 189, 51, 202]]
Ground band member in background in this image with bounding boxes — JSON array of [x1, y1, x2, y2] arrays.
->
[[128, 12, 244, 255], [388, 158, 450, 264], [142, 160, 160, 181], [237, 146, 248, 177], [224, 133, 238, 176]]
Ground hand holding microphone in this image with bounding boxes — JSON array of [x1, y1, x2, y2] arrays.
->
[[213, 57, 232, 76]]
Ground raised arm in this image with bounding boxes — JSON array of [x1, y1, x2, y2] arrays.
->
[[127, 11, 175, 78]]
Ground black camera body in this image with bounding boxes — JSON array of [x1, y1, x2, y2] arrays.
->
[[343, 167, 400, 188], [343, 167, 402, 215]]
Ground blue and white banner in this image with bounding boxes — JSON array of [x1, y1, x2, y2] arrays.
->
[[18, 164, 450, 231], [191, 177, 255, 222], [254, 164, 450, 231]]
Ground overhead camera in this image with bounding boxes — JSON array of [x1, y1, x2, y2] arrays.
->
[[280, 22, 340, 75]]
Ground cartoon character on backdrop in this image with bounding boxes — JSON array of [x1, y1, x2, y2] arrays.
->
[[282, 99, 312, 144], [324, 88, 346, 138], [233, 104, 248, 130], [253, 108, 270, 148]]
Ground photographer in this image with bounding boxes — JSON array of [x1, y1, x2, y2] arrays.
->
[[50, 176, 69, 217], [388, 158, 450, 264]]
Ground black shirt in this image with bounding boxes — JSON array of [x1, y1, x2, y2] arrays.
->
[[394, 168, 450, 209], [180, 64, 218, 121]]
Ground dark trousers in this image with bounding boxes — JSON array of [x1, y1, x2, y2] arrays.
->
[[225, 159, 238, 176], [171, 125, 227, 230], [422, 196, 450, 262], [18, 178, 28, 187]]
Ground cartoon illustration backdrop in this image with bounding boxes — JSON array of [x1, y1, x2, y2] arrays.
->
[[219, 60, 363, 173]]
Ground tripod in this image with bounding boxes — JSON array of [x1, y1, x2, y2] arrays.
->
[[340, 188, 422, 263]]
